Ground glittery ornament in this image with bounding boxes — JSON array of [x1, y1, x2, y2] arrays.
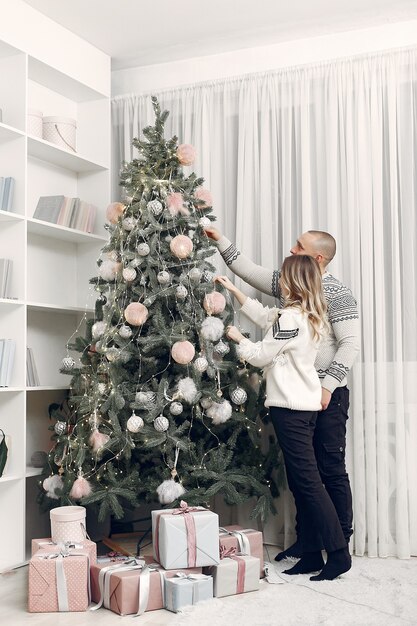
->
[[188, 267, 202, 283], [62, 356, 75, 371], [202, 270, 214, 283], [170, 235, 193, 259], [157, 270, 171, 285], [137, 243, 150, 256], [122, 267, 137, 282], [200, 396, 213, 409], [122, 217, 137, 231], [106, 347, 120, 362], [92, 321, 106, 340], [230, 386, 248, 405], [124, 302, 149, 325], [147, 199, 163, 215], [194, 356, 208, 372], [106, 202, 125, 224], [170, 401, 183, 415], [214, 339, 230, 356], [176, 285, 188, 300], [154, 415, 169, 432], [127, 412, 144, 432], [97, 382, 107, 394], [119, 324, 133, 339], [54, 421, 67, 435], [199, 216, 211, 228], [171, 340, 195, 364], [203, 292, 226, 315]]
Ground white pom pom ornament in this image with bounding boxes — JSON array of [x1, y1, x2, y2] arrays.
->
[[201, 317, 224, 342], [156, 479, 186, 505], [206, 400, 233, 425], [43, 474, 64, 500], [99, 259, 122, 281], [177, 377, 198, 404]]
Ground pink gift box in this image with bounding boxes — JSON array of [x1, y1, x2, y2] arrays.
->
[[219, 525, 264, 577], [31, 537, 97, 565], [90, 555, 202, 616], [28, 548, 90, 613]]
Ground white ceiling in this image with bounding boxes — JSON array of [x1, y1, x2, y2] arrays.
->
[[23, 0, 417, 71]]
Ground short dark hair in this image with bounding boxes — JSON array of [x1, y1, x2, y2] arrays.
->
[[308, 230, 336, 265]]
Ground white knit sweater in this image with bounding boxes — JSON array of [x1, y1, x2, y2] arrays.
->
[[238, 298, 322, 411]]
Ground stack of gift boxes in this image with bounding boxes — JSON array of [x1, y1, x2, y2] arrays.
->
[[28, 501, 264, 615]]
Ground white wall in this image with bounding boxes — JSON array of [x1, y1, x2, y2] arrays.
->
[[112, 20, 417, 96]]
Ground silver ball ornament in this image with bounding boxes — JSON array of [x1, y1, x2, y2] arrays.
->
[[202, 270, 214, 283], [54, 421, 67, 435], [107, 250, 119, 261], [137, 243, 150, 257], [200, 396, 213, 409], [154, 415, 169, 432], [122, 267, 137, 282], [230, 386, 248, 405], [214, 340, 230, 356], [169, 402, 184, 416], [92, 321, 106, 340], [62, 356, 75, 371], [157, 270, 171, 285], [122, 217, 137, 231], [176, 285, 188, 300], [119, 324, 133, 339], [127, 413, 144, 433], [147, 199, 163, 215], [106, 347, 120, 362], [194, 356, 208, 372], [188, 267, 202, 283]]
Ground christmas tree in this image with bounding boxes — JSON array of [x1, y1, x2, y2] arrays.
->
[[40, 97, 279, 523]]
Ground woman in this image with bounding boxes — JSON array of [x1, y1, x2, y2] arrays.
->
[[215, 255, 351, 581]]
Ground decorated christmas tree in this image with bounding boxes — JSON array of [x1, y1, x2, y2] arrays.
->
[[39, 97, 279, 523]]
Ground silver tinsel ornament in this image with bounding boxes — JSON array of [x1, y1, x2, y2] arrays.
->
[[154, 415, 169, 432], [147, 199, 163, 215], [122, 217, 137, 231], [230, 386, 248, 405], [137, 243, 150, 256], [202, 270, 214, 283], [176, 285, 188, 300], [214, 340, 230, 356], [157, 270, 171, 285], [127, 412, 144, 433], [62, 356, 75, 371], [169, 401, 183, 415], [194, 356, 208, 372], [188, 267, 202, 283], [119, 324, 133, 339], [122, 267, 137, 282], [199, 216, 211, 228], [54, 421, 67, 435]]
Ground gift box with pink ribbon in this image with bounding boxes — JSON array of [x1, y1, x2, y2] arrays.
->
[[90, 555, 202, 616], [31, 537, 97, 565], [165, 572, 213, 613], [152, 500, 220, 570], [203, 546, 260, 598], [219, 525, 264, 577], [28, 546, 91, 613]]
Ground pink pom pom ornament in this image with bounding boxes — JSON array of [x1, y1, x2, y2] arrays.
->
[[106, 202, 125, 224], [203, 291, 226, 315], [170, 235, 194, 259], [167, 192, 189, 216], [171, 340, 196, 365], [89, 430, 110, 452], [176, 144, 196, 166], [194, 187, 213, 209], [124, 302, 149, 326], [70, 476, 92, 499]]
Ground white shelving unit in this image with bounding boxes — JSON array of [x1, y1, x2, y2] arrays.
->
[[0, 18, 110, 571]]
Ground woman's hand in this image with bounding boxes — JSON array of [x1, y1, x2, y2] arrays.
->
[[226, 325, 244, 343], [214, 275, 236, 293], [204, 226, 221, 241]]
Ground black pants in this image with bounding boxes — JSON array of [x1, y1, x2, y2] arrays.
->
[[313, 386, 353, 541], [270, 406, 347, 553]]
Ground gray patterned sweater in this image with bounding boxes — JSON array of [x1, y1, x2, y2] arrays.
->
[[217, 236, 360, 394]]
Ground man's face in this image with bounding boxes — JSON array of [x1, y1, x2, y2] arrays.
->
[[290, 232, 319, 260]]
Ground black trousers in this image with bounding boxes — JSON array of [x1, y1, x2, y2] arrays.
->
[[270, 406, 347, 553]]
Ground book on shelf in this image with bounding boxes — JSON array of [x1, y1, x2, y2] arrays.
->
[[0, 177, 15, 212], [0, 258, 12, 298], [0, 339, 16, 387], [26, 347, 40, 387], [33, 195, 97, 233]]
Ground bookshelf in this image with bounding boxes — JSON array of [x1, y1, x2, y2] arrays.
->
[[0, 12, 110, 571]]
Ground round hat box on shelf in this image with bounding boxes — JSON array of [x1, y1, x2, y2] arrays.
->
[[42, 116, 77, 152], [27, 109, 43, 138], [50, 505, 87, 543]]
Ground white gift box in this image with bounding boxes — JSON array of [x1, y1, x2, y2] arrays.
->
[[165, 574, 213, 613], [152, 503, 220, 570], [205, 554, 260, 598]]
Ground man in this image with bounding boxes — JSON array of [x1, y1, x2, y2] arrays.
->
[[205, 227, 360, 562]]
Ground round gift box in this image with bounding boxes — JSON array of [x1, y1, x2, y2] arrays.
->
[[43, 116, 77, 152], [50, 505, 86, 543], [27, 109, 43, 138]]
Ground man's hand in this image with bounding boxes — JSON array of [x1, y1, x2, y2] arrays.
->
[[204, 226, 221, 241], [321, 388, 332, 411], [226, 325, 244, 343]]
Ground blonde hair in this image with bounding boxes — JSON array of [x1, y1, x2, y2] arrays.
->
[[280, 255, 328, 341]]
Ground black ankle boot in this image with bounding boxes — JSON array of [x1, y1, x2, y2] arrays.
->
[[310, 546, 351, 581], [283, 551, 324, 575]]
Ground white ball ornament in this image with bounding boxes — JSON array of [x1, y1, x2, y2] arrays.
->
[[194, 356, 208, 372], [188, 267, 202, 283], [171, 340, 195, 365], [127, 412, 144, 433], [137, 243, 150, 257], [170, 402, 184, 415], [230, 386, 248, 405], [157, 479, 186, 505], [122, 217, 137, 231], [199, 216, 211, 228], [62, 356, 75, 371], [124, 302, 149, 326], [54, 421, 67, 435], [122, 267, 137, 282], [201, 317, 224, 342], [147, 199, 163, 215], [157, 270, 171, 285], [170, 235, 194, 260], [154, 415, 169, 432], [214, 339, 230, 356], [92, 321, 106, 340], [119, 324, 133, 339], [176, 285, 188, 300]]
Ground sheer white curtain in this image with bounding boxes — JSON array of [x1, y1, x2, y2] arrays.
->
[[112, 47, 417, 558]]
